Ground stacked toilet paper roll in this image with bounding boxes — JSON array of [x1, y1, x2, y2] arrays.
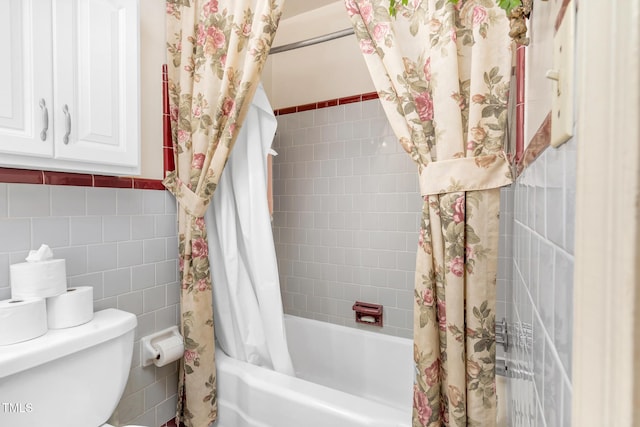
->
[[10, 245, 67, 299], [0, 298, 48, 345], [46, 286, 94, 329]]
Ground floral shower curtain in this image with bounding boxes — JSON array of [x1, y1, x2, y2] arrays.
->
[[164, 1, 283, 425], [345, 1, 512, 425]]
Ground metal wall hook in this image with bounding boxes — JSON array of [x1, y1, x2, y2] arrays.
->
[[496, 317, 509, 352]]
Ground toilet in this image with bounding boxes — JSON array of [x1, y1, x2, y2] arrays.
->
[[0, 308, 149, 427]]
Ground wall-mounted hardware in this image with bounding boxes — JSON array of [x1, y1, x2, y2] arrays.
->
[[547, 0, 575, 147], [496, 357, 534, 380], [496, 319, 533, 353], [496, 317, 509, 351], [352, 301, 383, 327]]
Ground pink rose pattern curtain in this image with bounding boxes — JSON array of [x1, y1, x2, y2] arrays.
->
[[164, 1, 283, 425], [345, 1, 513, 425]]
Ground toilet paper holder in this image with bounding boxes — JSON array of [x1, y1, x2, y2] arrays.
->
[[141, 326, 183, 367]]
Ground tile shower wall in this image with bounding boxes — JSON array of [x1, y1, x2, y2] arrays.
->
[[0, 183, 180, 427], [272, 99, 421, 338], [505, 136, 576, 427]]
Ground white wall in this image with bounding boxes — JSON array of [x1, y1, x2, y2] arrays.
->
[[139, 0, 166, 180], [264, 1, 375, 109]]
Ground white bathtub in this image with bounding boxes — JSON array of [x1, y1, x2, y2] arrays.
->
[[214, 315, 413, 427]]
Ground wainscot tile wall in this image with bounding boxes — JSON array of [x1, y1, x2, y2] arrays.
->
[[0, 183, 179, 427], [504, 0, 576, 425], [272, 97, 421, 339], [505, 136, 575, 427]]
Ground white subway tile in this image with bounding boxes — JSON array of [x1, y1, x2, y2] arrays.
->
[[68, 273, 103, 299], [31, 217, 69, 248], [378, 250, 397, 269], [143, 286, 166, 313], [53, 246, 87, 276], [155, 215, 177, 237], [70, 217, 102, 245], [86, 188, 118, 215], [88, 243, 118, 272], [51, 186, 86, 216], [132, 216, 156, 240], [542, 338, 563, 427], [337, 122, 353, 140], [165, 282, 180, 305], [117, 189, 143, 215], [111, 388, 144, 424], [141, 191, 165, 214], [344, 103, 362, 121], [553, 250, 573, 377], [0, 219, 31, 252], [156, 260, 178, 286], [328, 105, 345, 123], [118, 241, 143, 268], [95, 296, 117, 311], [132, 264, 156, 290], [103, 215, 131, 242], [104, 268, 131, 297], [8, 184, 50, 217], [143, 238, 166, 264], [118, 291, 143, 315], [0, 184, 7, 218]]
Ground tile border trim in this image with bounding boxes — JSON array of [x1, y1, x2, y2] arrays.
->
[[0, 168, 166, 190], [273, 91, 379, 116]]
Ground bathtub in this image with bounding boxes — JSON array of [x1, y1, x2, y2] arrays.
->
[[214, 315, 413, 427]]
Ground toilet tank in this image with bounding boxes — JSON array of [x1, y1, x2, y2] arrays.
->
[[0, 309, 137, 427]]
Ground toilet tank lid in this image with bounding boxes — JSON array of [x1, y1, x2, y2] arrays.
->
[[0, 309, 137, 379]]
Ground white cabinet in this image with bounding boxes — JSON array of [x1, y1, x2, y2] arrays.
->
[[0, 0, 140, 176]]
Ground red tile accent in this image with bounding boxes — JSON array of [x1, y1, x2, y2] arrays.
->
[[338, 95, 362, 105], [316, 99, 338, 108], [515, 103, 525, 164], [0, 168, 43, 184], [361, 91, 379, 101], [164, 147, 176, 176], [163, 64, 175, 178], [43, 171, 93, 186], [516, 46, 525, 105], [517, 113, 551, 176], [134, 178, 166, 190], [555, 0, 572, 32], [274, 106, 297, 116], [161, 419, 176, 427], [162, 64, 170, 118], [297, 102, 317, 112], [0, 168, 166, 190], [94, 175, 134, 188], [275, 91, 381, 116]]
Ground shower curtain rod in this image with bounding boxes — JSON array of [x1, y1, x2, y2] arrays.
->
[[269, 28, 355, 54]]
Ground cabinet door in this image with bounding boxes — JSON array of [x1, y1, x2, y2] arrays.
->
[[53, 0, 139, 171], [0, 0, 54, 158]]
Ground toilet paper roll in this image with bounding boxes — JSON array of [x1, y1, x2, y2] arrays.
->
[[0, 298, 48, 345], [10, 259, 67, 299], [153, 335, 184, 367], [46, 286, 94, 329]]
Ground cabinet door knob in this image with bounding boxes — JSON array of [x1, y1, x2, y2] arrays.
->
[[39, 99, 49, 141], [62, 104, 71, 145]]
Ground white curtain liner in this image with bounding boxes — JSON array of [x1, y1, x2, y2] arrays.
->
[[204, 84, 294, 375]]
